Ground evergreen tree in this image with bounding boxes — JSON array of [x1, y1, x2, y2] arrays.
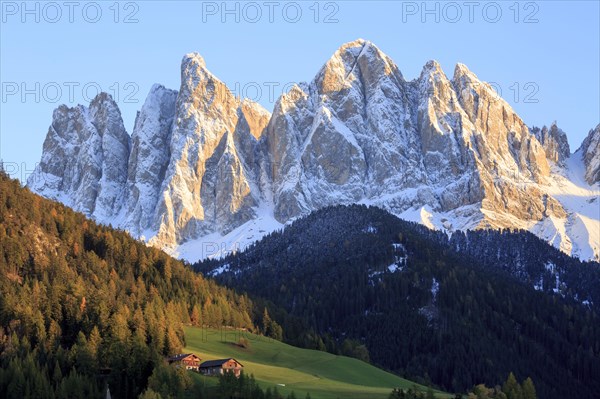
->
[[502, 373, 522, 399], [521, 378, 536, 399], [138, 389, 163, 399], [262, 308, 272, 335]]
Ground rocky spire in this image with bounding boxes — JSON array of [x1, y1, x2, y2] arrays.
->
[[151, 53, 270, 246], [532, 122, 571, 166], [125, 84, 178, 236], [579, 124, 600, 184], [28, 93, 130, 220]]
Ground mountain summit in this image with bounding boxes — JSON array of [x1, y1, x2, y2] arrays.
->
[[28, 40, 600, 261]]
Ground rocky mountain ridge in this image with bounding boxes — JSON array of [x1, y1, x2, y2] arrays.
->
[[28, 39, 600, 261]]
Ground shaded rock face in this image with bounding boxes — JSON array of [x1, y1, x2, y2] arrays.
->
[[28, 39, 598, 259], [28, 93, 130, 220], [125, 84, 178, 236], [532, 123, 571, 166], [579, 124, 600, 185]]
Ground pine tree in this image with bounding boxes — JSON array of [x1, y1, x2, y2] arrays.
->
[[262, 308, 272, 335], [52, 360, 63, 388], [522, 378, 536, 399], [190, 304, 201, 326], [502, 373, 523, 399], [138, 389, 163, 399]]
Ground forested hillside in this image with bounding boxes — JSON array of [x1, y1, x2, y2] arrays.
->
[[196, 205, 600, 399], [2, 169, 599, 399], [0, 172, 256, 398]]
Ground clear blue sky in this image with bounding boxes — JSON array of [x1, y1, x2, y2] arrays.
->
[[1, 1, 599, 181]]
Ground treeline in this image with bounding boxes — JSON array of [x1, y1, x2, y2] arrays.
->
[[463, 372, 537, 399], [0, 172, 256, 398], [195, 204, 600, 399], [215, 372, 310, 399], [389, 373, 537, 399]]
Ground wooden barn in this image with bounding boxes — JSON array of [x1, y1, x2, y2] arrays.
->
[[199, 358, 244, 377], [167, 353, 201, 372]]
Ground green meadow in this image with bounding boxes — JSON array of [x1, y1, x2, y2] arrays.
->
[[183, 326, 451, 399]]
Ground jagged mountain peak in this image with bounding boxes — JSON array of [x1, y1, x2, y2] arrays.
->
[[316, 39, 403, 95], [148, 49, 272, 247], [147, 83, 177, 98], [275, 83, 309, 113], [579, 123, 600, 184], [451, 62, 503, 109], [452, 62, 477, 80], [417, 59, 455, 102], [182, 51, 206, 69], [28, 91, 130, 220], [421, 59, 444, 74], [339, 37, 370, 47], [89, 91, 119, 108], [330, 38, 379, 61], [28, 42, 600, 261], [52, 91, 120, 121], [531, 122, 571, 165], [418, 60, 452, 101], [178, 52, 237, 112], [133, 84, 178, 133], [125, 84, 178, 235], [87, 92, 130, 142]]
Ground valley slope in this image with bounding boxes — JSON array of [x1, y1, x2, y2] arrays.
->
[[195, 205, 600, 399]]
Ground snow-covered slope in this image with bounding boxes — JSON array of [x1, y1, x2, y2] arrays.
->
[[28, 40, 600, 262]]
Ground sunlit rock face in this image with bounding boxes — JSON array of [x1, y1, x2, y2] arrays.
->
[[29, 40, 600, 260], [267, 39, 565, 229], [151, 53, 271, 246]]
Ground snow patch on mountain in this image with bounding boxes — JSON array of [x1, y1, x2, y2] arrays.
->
[[171, 205, 283, 260], [540, 153, 599, 261]]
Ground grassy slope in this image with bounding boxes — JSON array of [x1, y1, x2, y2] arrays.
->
[[184, 326, 451, 399]]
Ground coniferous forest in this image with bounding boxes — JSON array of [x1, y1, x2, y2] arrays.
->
[[1, 171, 599, 398], [196, 205, 600, 399], [0, 172, 256, 398]]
